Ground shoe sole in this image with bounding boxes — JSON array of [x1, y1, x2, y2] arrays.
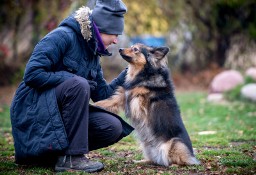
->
[[55, 166, 104, 173]]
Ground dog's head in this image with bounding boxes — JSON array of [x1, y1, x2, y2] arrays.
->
[[119, 43, 169, 69]]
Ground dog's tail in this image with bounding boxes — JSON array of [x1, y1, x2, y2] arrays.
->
[[167, 138, 200, 165]]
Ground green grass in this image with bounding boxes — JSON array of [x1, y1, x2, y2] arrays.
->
[[0, 92, 255, 174]]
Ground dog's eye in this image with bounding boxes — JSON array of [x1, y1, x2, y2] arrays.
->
[[133, 47, 139, 52]]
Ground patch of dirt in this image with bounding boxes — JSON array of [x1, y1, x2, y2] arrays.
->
[[173, 66, 223, 92], [0, 85, 17, 106]]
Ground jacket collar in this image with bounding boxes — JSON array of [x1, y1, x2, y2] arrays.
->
[[74, 6, 92, 41], [92, 22, 112, 56]]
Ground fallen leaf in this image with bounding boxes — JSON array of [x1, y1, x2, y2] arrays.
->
[[198, 131, 217, 135]]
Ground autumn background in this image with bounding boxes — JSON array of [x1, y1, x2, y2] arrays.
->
[[0, 0, 255, 174], [1, 0, 256, 88]]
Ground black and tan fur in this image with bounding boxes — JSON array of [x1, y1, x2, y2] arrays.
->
[[94, 43, 200, 166]]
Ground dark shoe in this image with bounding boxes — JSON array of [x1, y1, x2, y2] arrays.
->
[[55, 155, 104, 173]]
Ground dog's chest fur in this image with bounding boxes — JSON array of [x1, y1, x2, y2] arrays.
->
[[125, 89, 152, 140], [125, 87, 149, 122], [124, 68, 169, 120], [123, 65, 175, 140]]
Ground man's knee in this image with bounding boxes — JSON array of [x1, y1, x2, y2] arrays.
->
[[55, 76, 91, 106], [69, 76, 90, 92], [61, 76, 91, 98]]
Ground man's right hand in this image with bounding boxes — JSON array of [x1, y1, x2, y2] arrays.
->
[[88, 80, 97, 91]]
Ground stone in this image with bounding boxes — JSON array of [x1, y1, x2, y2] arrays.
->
[[207, 93, 224, 102], [210, 70, 244, 93], [241, 83, 256, 102], [245, 67, 256, 81]]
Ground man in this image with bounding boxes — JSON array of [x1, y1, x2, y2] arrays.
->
[[10, 0, 133, 173]]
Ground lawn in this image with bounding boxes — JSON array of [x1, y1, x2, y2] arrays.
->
[[0, 92, 255, 174]]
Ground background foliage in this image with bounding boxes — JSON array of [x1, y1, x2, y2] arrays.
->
[[0, 0, 256, 85]]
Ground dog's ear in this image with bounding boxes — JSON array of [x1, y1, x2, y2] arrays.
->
[[153, 47, 170, 59]]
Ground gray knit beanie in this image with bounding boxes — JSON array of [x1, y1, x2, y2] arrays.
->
[[91, 0, 127, 35]]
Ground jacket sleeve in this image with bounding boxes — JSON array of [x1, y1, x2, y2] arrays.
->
[[91, 66, 127, 102], [24, 29, 74, 90], [109, 67, 127, 88]]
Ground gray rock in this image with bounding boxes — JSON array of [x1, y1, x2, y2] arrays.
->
[[241, 83, 256, 102], [207, 93, 224, 102], [245, 67, 256, 81], [210, 70, 244, 93]]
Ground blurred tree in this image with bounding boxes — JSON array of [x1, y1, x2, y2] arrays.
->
[[0, 0, 86, 86], [1, 0, 256, 85], [123, 0, 170, 36], [157, 0, 256, 72], [214, 0, 256, 67]]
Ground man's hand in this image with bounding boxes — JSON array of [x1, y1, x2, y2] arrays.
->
[[88, 80, 97, 91]]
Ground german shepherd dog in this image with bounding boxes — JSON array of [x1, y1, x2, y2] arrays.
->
[[94, 43, 200, 166]]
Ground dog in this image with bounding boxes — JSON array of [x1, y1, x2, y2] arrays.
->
[[94, 43, 200, 166]]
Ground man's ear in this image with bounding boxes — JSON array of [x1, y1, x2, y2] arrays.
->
[[153, 47, 170, 59]]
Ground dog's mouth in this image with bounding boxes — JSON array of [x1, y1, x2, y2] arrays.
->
[[120, 53, 133, 63]]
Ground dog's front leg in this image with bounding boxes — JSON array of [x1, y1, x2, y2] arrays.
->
[[94, 87, 125, 114]]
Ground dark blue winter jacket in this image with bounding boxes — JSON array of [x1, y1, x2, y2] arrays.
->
[[10, 8, 133, 165]]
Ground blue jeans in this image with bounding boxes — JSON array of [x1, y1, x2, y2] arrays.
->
[[55, 76, 123, 155]]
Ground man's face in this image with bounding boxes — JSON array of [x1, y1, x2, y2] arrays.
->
[[100, 33, 118, 49]]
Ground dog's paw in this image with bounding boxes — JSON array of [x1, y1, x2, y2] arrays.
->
[[94, 101, 111, 110], [93, 101, 106, 108], [187, 157, 200, 165], [93, 101, 119, 114]]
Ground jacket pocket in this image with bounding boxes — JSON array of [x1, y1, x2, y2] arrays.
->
[[63, 56, 79, 73]]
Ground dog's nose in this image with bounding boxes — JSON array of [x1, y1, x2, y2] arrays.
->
[[119, 48, 124, 52]]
